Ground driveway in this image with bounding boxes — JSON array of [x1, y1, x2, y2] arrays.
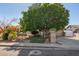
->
[[57, 36, 79, 48]]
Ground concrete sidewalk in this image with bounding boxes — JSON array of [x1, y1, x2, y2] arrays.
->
[[0, 36, 79, 50], [0, 42, 79, 50]]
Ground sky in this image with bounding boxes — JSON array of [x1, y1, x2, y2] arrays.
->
[[64, 3, 79, 25], [0, 3, 32, 25], [0, 3, 79, 25]]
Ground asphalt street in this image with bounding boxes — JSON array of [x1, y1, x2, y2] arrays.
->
[[0, 46, 79, 56]]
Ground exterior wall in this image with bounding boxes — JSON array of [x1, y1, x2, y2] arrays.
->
[[56, 30, 64, 37], [40, 30, 64, 37]]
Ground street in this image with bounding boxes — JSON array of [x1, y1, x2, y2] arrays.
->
[[0, 46, 79, 56]]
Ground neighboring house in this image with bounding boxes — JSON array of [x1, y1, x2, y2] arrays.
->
[[74, 29, 79, 33], [57, 25, 79, 37], [65, 25, 79, 33]]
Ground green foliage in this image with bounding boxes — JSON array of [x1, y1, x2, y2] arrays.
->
[[2, 32, 9, 40], [2, 29, 17, 41], [20, 3, 69, 31], [8, 31, 17, 40], [30, 35, 44, 43], [2, 29, 10, 40]]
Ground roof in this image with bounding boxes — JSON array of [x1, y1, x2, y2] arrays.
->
[[7, 26, 17, 30], [65, 25, 79, 32]]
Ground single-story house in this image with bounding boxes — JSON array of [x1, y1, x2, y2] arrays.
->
[[65, 25, 79, 33]]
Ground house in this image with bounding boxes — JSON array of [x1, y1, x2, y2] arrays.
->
[[65, 25, 79, 33], [56, 25, 79, 37]]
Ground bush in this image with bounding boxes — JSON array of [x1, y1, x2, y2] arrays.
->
[[2, 29, 17, 41], [2, 29, 12, 40], [2, 32, 9, 40], [8, 31, 17, 41], [30, 35, 45, 43]]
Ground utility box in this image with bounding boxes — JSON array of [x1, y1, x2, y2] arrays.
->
[[50, 30, 56, 43]]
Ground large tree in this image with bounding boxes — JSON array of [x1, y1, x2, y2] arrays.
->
[[20, 3, 69, 42]]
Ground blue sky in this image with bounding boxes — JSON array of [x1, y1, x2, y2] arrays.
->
[[0, 3, 79, 25], [64, 3, 79, 25], [0, 3, 32, 25]]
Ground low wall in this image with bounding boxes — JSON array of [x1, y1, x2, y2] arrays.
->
[[40, 30, 64, 37], [56, 30, 64, 37]]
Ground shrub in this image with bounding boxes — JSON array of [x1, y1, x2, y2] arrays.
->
[[2, 32, 9, 40], [30, 35, 45, 43], [2, 29, 17, 41], [8, 31, 17, 41], [2, 29, 12, 40]]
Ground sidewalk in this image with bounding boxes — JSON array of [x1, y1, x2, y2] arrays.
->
[[0, 36, 79, 50], [0, 42, 79, 50]]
